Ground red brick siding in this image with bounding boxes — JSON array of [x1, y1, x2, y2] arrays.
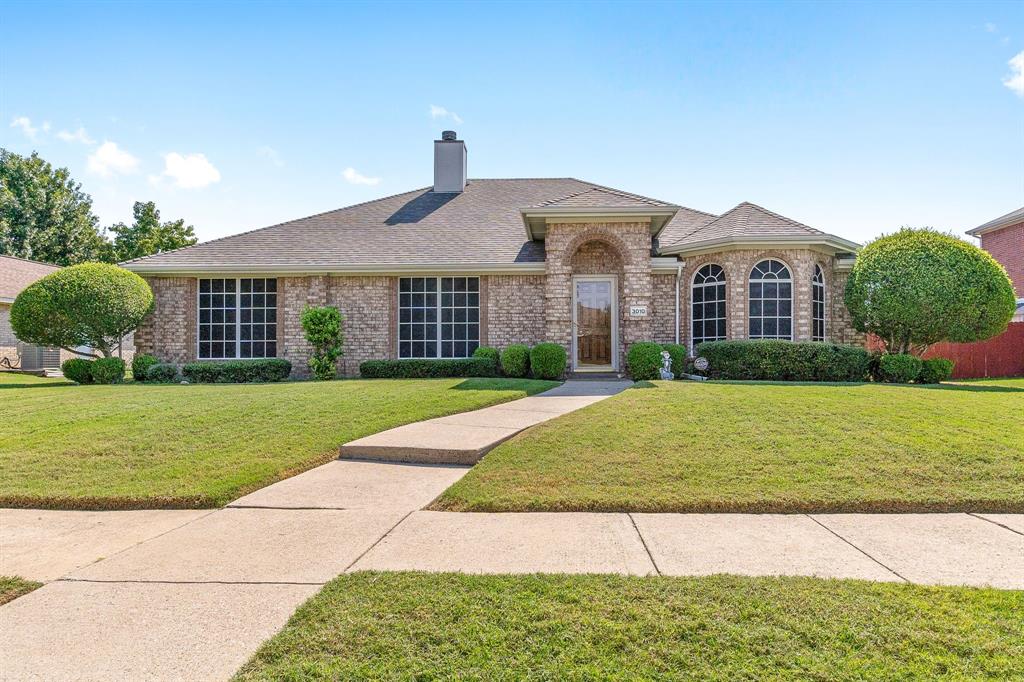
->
[[980, 221, 1023, 296]]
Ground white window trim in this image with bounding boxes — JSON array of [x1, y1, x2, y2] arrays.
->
[[690, 264, 728, 353], [196, 277, 277, 360], [397, 276, 481, 359], [747, 259, 794, 341], [811, 264, 826, 342]]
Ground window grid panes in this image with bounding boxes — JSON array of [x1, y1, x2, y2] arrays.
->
[[812, 265, 826, 342], [748, 259, 793, 340], [198, 278, 277, 359], [691, 264, 727, 351], [399, 277, 479, 358]]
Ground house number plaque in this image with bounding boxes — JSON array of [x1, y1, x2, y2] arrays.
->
[[629, 305, 648, 317]]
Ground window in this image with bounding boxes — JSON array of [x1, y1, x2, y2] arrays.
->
[[691, 264, 727, 350], [812, 264, 825, 341], [198, 278, 277, 359], [748, 259, 792, 340], [399, 277, 479, 358]]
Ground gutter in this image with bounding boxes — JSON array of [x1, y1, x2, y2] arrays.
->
[[674, 263, 682, 345], [660, 234, 862, 257]]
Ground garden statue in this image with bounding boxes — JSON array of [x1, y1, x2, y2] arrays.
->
[[659, 350, 675, 380]]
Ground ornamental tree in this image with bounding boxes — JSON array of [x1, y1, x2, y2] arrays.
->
[[844, 228, 1015, 355], [10, 262, 154, 358], [301, 305, 344, 380]]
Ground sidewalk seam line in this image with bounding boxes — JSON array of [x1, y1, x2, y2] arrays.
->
[[627, 513, 661, 576], [967, 512, 1024, 537], [805, 514, 909, 583], [226, 505, 349, 511], [57, 578, 325, 586], [342, 510, 415, 573]]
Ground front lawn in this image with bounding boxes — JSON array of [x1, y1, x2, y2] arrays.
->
[[234, 572, 1024, 680], [435, 379, 1024, 513], [0, 576, 42, 606], [0, 378, 556, 509]]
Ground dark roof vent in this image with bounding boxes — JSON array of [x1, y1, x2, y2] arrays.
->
[[441, 130, 457, 141]]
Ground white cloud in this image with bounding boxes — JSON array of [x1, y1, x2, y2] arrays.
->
[[1003, 51, 1024, 97], [10, 116, 39, 140], [161, 152, 221, 188], [342, 167, 381, 186], [87, 141, 140, 177], [57, 127, 95, 144], [429, 104, 463, 125], [984, 22, 997, 33], [258, 145, 284, 167]]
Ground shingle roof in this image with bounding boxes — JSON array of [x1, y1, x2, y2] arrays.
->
[[966, 206, 1024, 237], [665, 202, 826, 248], [0, 255, 60, 301], [533, 186, 674, 209]]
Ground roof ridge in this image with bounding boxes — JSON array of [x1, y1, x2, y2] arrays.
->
[[568, 179, 678, 207], [0, 254, 62, 268], [735, 201, 824, 235]]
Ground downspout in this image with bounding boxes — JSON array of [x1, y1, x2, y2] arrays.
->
[[674, 263, 682, 345]]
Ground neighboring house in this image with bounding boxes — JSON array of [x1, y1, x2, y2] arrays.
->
[[124, 131, 864, 377], [0, 256, 63, 370]]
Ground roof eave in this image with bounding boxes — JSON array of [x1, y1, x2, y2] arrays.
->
[[966, 208, 1024, 237], [659, 234, 862, 257], [521, 206, 680, 240], [122, 261, 550, 276]]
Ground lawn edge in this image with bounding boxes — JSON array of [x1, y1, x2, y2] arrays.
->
[[0, 576, 43, 606]]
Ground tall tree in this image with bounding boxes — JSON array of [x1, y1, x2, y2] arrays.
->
[[0, 149, 108, 265], [109, 200, 197, 262]]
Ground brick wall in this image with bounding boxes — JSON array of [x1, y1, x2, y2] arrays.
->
[[650, 273, 678, 345], [980, 221, 1023, 295], [485, 275, 546, 349], [327, 276, 395, 376], [134, 277, 196, 364]]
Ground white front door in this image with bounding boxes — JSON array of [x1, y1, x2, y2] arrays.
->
[[572, 276, 617, 371]]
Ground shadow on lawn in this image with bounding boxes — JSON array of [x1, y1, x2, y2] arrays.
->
[[707, 379, 1024, 393], [0, 381, 74, 389]]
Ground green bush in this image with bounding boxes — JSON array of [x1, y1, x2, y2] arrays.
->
[[695, 340, 871, 382], [878, 353, 923, 383], [918, 358, 955, 384], [845, 228, 1016, 354], [661, 343, 688, 377], [131, 354, 158, 382], [359, 358, 498, 379], [301, 306, 344, 381], [500, 344, 530, 378], [182, 359, 292, 383], [61, 358, 93, 384], [145, 363, 180, 383], [90, 357, 125, 384], [10, 262, 153, 359], [530, 343, 567, 380], [473, 346, 500, 366], [626, 342, 664, 380]]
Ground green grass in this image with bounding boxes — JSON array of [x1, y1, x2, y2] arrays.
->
[[234, 572, 1024, 681], [0, 372, 73, 387], [435, 379, 1024, 513], [0, 378, 556, 509], [0, 576, 42, 606]]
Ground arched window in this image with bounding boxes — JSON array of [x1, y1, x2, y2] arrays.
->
[[812, 265, 825, 341], [748, 259, 792, 340], [691, 264, 727, 350]]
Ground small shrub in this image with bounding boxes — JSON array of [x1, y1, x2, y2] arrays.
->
[[359, 358, 498, 379], [661, 343, 688, 377], [627, 342, 664, 381], [695, 340, 871, 382], [918, 357, 955, 384], [131, 354, 158, 382], [90, 357, 125, 384], [301, 306, 344, 381], [61, 358, 94, 384], [500, 344, 530, 378], [182, 359, 292, 383], [530, 343, 567, 380], [473, 346, 500, 366], [146, 363, 180, 383], [878, 353, 923, 384]]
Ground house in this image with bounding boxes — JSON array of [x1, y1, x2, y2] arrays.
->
[[124, 132, 865, 376], [1, 255, 63, 370]]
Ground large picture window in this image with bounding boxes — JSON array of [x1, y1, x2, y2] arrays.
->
[[812, 264, 826, 342], [198, 278, 277, 359], [399, 277, 479, 358], [748, 259, 792, 340], [691, 264, 727, 351]]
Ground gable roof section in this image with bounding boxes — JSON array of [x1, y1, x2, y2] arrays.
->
[[533, 186, 674, 209], [0, 255, 60, 302], [966, 206, 1024, 237]]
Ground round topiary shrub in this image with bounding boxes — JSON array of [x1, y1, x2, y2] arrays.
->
[[878, 353, 922, 383], [61, 358, 94, 384], [845, 228, 1015, 355], [530, 343, 567, 380], [500, 344, 530, 378], [918, 357, 955, 384], [131, 354, 158, 382], [145, 363, 180, 383], [90, 357, 125, 384], [627, 342, 664, 381], [472, 346, 500, 365]]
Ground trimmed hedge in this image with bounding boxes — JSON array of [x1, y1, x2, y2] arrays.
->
[[661, 343, 688, 377], [359, 358, 498, 379], [918, 357, 955, 384], [131, 354, 158, 382], [878, 353, 922, 384], [146, 363, 180, 383], [90, 357, 125, 384], [61, 358, 93, 384], [626, 342, 664, 380], [530, 343, 567, 380], [182, 358, 292, 383], [695, 340, 871, 382], [500, 344, 530, 378], [473, 346, 500, 365]]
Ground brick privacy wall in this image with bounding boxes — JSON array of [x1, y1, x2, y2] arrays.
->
[[485, 275, 546, 349], [134, 277, 197, 364], [327, 276, 395, 376], [980, 221, 1023, 295], [650, 273, 678, 345]]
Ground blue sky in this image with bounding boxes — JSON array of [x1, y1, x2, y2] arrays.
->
[[2, 1, 1022, 245]]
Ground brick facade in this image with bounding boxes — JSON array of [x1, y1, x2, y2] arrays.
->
[[134, 277, 196, 364], [485, 275, 546, 348], [979, 220, 1023, 295], [327, 276, 395, 376]]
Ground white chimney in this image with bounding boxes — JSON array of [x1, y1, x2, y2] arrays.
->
[[433, 130, 467, 193]]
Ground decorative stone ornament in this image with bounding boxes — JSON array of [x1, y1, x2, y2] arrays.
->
[[694, 356, 709, 372], [659, 350, 675, 380]]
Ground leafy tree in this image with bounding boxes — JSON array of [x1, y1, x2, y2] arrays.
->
[[0, 149, 108, 265], [845, 228, 1016, 355], [10, 263, 153, 358], [109, 201, 197, 262], [301, 306, 345, 380]]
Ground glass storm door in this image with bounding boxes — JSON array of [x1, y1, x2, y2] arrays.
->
[[574, 279, 614, 368]]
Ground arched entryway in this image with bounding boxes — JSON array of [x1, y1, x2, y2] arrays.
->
[[568, 238, 625, 371]]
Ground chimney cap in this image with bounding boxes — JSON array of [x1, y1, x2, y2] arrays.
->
[[440, 130, 457, 141]]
